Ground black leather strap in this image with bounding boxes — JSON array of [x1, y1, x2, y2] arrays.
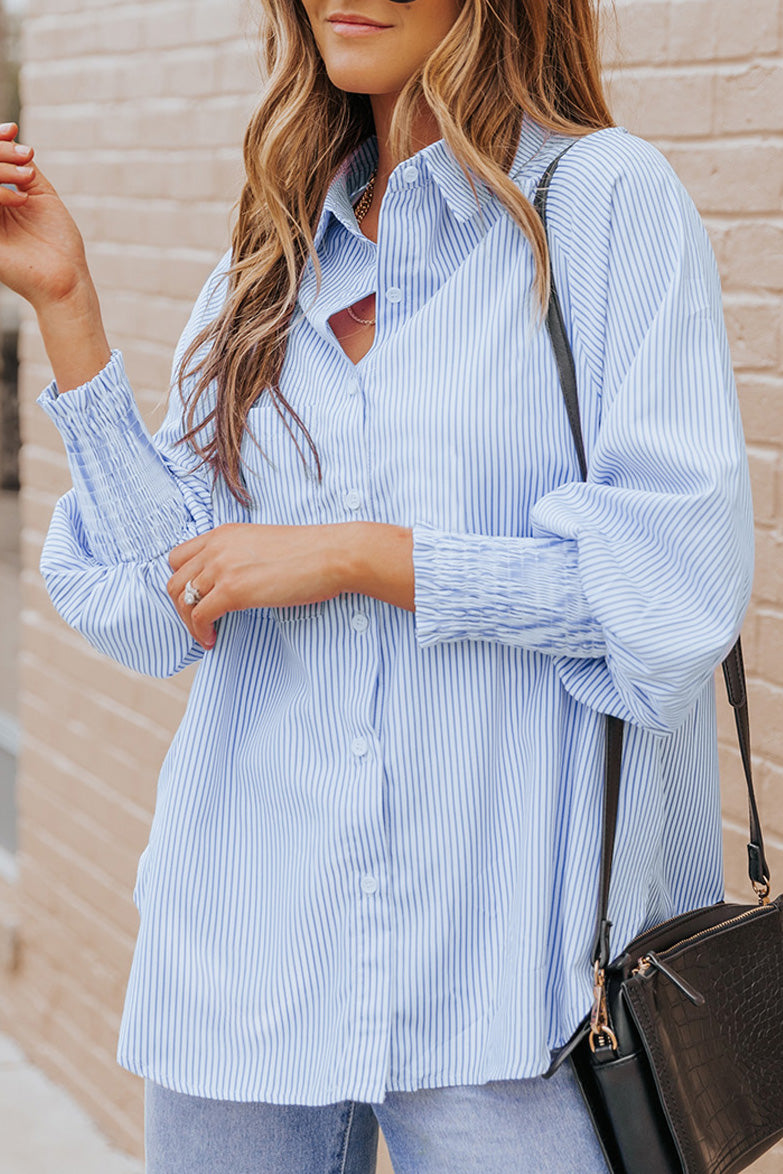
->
[[721, 641, 770, 886], [531, 142, 770, 968], [531, 140, 588, 481]]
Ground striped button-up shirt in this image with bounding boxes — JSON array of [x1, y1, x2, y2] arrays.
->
[[37, 111, 753, 1103]]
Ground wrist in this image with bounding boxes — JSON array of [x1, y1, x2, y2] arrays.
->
[[36, 277, 113, 395], [337, 521, 415, 612], [35, 271, 99, 327], [333, 521, 368, 595]]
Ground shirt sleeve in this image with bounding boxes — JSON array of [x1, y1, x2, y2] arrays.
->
[[37, 249, 233, 564], [36, 247, 236, 677], [411, 142, 754, 734]]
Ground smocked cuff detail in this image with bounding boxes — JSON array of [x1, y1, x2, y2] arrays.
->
[[37, 348, 131, 427], [36, 348, 209, 565], [411, 522, 606, 656]]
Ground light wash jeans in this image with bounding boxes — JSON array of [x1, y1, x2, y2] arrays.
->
[[144, 1056, 609, 1173]]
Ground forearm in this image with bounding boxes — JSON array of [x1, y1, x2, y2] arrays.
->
[[35, 277, 112, 395], [344, 522, 415, 612]]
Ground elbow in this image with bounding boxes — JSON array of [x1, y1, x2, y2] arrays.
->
[[39, 561, 201, 680], [609, 592, 751, 735]]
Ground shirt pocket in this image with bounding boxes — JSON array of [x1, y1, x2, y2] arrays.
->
[[241, 394, 323, 525], [273, 601, 325, 624]]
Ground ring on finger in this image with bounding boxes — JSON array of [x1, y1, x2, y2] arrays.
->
[[183, 579, 202, 607]]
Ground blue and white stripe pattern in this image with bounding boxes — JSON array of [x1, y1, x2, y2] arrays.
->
[[36, 111, 753, 1104]]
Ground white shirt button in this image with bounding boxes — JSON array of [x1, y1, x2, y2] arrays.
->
[[386, 286, 402, 303], [351, 735, 369, 757], [344, 488, 362, 511], [361, 874, 378, 893], [346, 380, 360, 397], [402, 164, 417, 183], [351, 612, 370, 633]]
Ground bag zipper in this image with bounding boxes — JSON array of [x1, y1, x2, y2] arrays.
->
[[622, 890, 774, 966], [631, 902, 776, 986], [620, 902, 732, 961]]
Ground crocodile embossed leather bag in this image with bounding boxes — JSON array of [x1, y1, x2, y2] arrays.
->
[[532, 141, 783, 1174]]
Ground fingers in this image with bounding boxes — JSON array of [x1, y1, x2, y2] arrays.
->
[[176, 602, 215, 651], [166, 566, 217, 650], [189, 597, 218, 650], [167, 560, 208, 604], [182, 590, 217, 650], [0, 184, 29, 207], [0, 139, 33, 163], [0, 162, 35, 187], [0, 128, 35, 205], [168, 533, 208, 572]]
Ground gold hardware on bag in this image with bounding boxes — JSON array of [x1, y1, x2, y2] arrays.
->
[[589, 960, 619, 1052], [753, 878, 771, 905]]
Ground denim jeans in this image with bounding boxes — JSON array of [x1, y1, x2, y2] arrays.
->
[[144, 1056, 609, 1173]]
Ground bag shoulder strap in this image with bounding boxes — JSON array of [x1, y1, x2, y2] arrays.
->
[[530, 142, 771, 972]]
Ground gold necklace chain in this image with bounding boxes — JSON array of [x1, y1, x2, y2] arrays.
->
[[347, 167, 378, 326], [353, 166, 377, 226]]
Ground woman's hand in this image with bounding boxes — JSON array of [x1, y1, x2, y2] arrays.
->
[[0, 122, 91, 308], [167, 521, 415, 649], [0, 122, 112, 391], [167, 522, 358, 649]]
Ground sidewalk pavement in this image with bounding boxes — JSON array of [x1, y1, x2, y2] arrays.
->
[[0, 1030, 143, 1173]]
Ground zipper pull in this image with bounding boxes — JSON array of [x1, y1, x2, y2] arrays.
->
[[637, 951, 705, 1006]]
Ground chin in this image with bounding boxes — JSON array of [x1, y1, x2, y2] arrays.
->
[[324, 61, 405, 95]]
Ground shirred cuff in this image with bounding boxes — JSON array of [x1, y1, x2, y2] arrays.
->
[[36, 348, 212, 565], [38, 348, 133, 428], [411, 522, 606, 656]]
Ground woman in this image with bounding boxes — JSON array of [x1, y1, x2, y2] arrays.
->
[[0, 0, 752, 1166]]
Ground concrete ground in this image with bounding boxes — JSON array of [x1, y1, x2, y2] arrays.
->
[[0, 1031, 143, 1173]]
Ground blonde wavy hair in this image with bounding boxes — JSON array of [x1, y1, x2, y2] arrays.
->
[[176, 0, 616, 506]]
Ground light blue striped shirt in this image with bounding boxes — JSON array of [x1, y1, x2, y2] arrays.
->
[[37, 111, 753, 1103]]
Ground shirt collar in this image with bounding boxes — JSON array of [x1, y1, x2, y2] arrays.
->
[[310, 109, 557, 253]]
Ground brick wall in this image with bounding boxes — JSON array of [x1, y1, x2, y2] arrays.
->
[[0, 0, 260, 1156], [0, 0, 780, 1167]]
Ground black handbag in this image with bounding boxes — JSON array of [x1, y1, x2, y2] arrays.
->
[[531, 140, 783, 1174]]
